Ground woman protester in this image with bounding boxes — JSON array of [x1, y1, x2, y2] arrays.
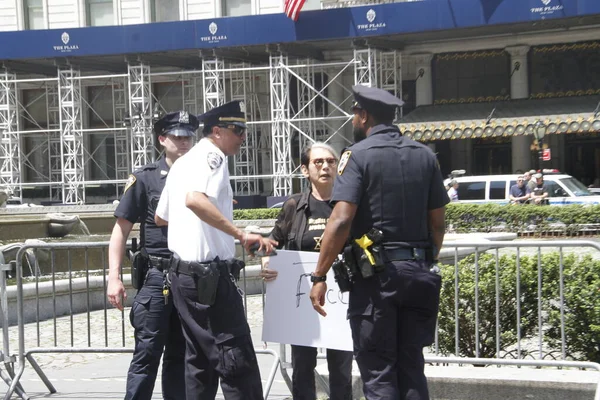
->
[[261, 142, 353, 400]]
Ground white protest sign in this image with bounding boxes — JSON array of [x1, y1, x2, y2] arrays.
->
[[261, 250, 353, 352]]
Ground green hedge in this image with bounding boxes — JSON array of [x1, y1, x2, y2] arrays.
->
[[437, 252, 600, 362], [235, 204, 600, 234], [444, 204, 600, 233], [233, 208, 280, 220]]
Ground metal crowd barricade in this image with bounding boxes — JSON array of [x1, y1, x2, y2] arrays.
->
[[3, 238, 600, 400], [2, 241, 281, 400], [272, 239, 600, 400], [1, 245, 28, 400], [424, 239, 600, 400]]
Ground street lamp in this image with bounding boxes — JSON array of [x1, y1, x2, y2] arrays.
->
[[533, 121, 547, 171]]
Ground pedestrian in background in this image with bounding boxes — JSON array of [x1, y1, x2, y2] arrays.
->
[[447, 179, 459, 202]]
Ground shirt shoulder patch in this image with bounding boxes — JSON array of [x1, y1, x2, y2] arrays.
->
[[338, 150, 352, 176], [207, 152, 223, 170], [123, 174, 136, 194]]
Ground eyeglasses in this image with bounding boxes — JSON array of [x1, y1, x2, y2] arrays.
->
[[311, 158, 337, 167], [219, 125, 246, 137]]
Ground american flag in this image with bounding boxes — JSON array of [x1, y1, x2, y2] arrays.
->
[[284, 0, 306, 21]]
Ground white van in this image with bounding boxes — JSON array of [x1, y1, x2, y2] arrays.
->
[[443, 172, 600, 206]]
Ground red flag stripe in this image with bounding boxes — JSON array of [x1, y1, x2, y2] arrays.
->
[[284, 0, 306, 21]]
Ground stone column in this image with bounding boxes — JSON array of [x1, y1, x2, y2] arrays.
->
[[506, 45, 531, 173], [413, 53, 433, 107]]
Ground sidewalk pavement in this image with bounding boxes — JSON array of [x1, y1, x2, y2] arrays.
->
[[2, 295, 294, 399], [7, 335, 292, 399]]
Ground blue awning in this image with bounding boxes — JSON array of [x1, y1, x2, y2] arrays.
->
[[0, 0, 599, 61]]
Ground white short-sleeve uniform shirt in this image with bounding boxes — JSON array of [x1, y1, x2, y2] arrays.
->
[[156, 138, 235, 262]]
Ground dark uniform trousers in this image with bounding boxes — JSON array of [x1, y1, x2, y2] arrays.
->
[[126, 267, 186, 400], [291, 345, 353, 400], [170, 265, 263, 400], [348, 259, 442, 400]]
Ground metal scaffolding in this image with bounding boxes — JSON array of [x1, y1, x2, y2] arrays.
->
[[269, 54, 293, 197], [295, 59, 319, 157], [2, 50, 397, 204], [354, 48, 378, 87], [202, 58, 225, 112], [46, 80, 62, 201], [112, 77, 129, 195], [379, 51, 402, 118], [58, 68, 85, 204], [229, 63, 259, 195], [0, 70, 21, 201], [182, 75, 200, 116], [128, 64, 154, 171], [354, 48, 404, 119]]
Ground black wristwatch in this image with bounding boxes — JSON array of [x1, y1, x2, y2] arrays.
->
[[310, 273, 327, 283]]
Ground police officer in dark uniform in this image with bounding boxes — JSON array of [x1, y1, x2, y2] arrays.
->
[[107, 111, 197, 400], [309, 85, 449, 399]]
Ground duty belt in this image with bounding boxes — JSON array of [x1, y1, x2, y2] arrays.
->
[[148, 255, 171, 271], [170, 257, 228, 275], [385, 247, 427, 262]]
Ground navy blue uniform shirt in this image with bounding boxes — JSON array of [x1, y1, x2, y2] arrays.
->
[[333, 124, 449, 246], [114, 157, 170, 258]]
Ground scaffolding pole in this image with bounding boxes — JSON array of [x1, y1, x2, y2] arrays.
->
[[202, 58, 225, 113], [113, 77, 129, 197], [295, 59, 319, 191], [229, 63, 259, 195], [58, 68, 85, 204], [379, 51, 403, 118], [46, 81, 61, 200], [269, 54, 292, 197], [182, 75, 199, 115], [354, 48, 378, 87], [296, 58, 319, 150], [128, 64, 154, 171], [0, 70, 21, 201]]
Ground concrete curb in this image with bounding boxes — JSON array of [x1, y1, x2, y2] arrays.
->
[[315, 363, 598, 400]]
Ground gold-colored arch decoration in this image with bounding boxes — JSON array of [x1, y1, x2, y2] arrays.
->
[[533, 41, 600, 53], [436, 50, 507, 61], [529, 89, 600, 99], [433, 95, 510, 105], [399, 115, 600, 142]]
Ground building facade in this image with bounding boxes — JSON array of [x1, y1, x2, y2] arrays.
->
[[0, 0, 599, 205]]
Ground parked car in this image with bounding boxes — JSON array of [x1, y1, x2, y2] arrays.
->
[[443, 172, 600, 205], [589, 187, 600, 195]]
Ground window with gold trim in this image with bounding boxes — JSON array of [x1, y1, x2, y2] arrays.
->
[[433, 50, 510, 105]]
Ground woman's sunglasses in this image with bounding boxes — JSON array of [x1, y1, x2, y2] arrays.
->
[[311, 158, 337, 167]]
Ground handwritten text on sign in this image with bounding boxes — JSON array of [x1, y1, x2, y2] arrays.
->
[[261, 250, 353, 352]]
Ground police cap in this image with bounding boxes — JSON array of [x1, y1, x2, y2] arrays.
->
[[198, 100, 247, 134], [153, 111, 199, 137], [351, 85, 404, 116]]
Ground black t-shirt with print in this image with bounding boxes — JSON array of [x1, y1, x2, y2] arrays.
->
[[300, 195, 333, 252]]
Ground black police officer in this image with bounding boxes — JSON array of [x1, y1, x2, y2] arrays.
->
[[107, 111, 197, 400], [309, 85, 449, 399]]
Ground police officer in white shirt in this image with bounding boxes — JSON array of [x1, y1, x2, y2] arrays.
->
[[155, 100, 276, 400]]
